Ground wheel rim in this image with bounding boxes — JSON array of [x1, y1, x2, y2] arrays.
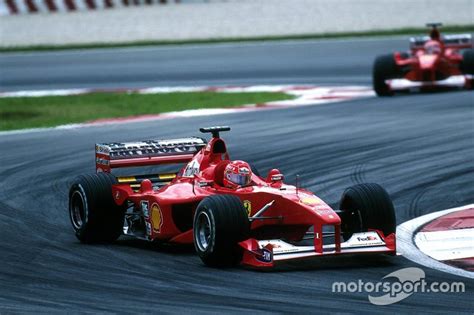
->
[[70, 191, 86, 230], [195, 211, 212, 252], [340, 198, 363, 240]]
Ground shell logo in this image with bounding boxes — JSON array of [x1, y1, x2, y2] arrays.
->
[[151, 203, 163, 233], [300, 197, 321, 206]]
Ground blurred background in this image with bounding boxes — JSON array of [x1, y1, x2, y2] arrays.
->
[[1, 0, 472, 47]]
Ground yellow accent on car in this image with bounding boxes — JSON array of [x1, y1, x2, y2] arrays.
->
[[243, 200, 252, 216], [300, 197, 321, 206], [159, 174, 176, 180], [151, 203, 163, 233], [118, 176, 136, 183]]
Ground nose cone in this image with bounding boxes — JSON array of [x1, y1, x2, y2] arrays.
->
[[419, 55, 438, 70], [299, 196, 340, 224]]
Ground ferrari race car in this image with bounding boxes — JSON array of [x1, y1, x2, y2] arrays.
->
[[373, 23, 474, 96], [69, 126, 396, 268]]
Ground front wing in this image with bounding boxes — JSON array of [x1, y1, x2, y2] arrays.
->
[[239, 231, 396, 268], [387, 75, 473, 92]]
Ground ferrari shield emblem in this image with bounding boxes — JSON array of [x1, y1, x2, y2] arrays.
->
[[243, 200, 252, 216]]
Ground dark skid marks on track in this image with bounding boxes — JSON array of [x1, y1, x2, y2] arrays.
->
[[1, 43, 474, 313]]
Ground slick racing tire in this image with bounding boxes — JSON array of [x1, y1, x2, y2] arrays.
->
[[372, 54, 399, 96], [339, 183, 396, 240], [461, 49, 474, 76], [193, 195, 250, 267], [69, 173, 126, 243]]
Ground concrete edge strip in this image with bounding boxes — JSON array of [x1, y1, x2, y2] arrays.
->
[[0, 84, 374, 136], [397, 204, 474, 279]]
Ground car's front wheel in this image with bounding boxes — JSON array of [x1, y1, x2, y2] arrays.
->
[[339, 183, 396, 240], [372, 54, 400, 96], [193, 195, 250, 267], [461, 49, 474, 90]]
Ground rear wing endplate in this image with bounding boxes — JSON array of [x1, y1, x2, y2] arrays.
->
[[95, 137, 207, 173], [410, 34, 473, 50]]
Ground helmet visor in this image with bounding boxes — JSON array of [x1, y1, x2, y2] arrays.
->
[[227, 173, 251, 186]]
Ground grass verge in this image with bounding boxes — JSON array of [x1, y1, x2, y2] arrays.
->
[[1, 25, 472, 53], [0, 91, 293, 131]]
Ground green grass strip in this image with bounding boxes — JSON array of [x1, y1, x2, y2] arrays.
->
[[0, 91, 293, 131], [1, 25, 472, 53]]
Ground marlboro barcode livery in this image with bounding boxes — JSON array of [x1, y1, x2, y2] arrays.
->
[[95, 137, 207, 173]]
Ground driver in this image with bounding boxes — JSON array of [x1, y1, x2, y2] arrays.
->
[[223, 160, 253, 189], [424, 40, 442, 55]]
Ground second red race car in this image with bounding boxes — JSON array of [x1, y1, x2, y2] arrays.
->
[[373, 23, 474, 96], [69, 126, 396, 268]]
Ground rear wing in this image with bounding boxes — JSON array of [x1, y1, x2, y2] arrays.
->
[[95, 137, 207, 173], [410, 34, 473, 50]]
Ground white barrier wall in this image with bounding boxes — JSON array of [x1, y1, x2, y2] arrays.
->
[[0, 0, 473, 47], [0, 0, 220, 15]]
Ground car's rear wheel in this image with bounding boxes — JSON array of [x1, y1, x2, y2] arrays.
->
[[69, 173, 126, 243], [372, 54, 400, 96], [193, 195, 250, 267], [339, 183, 396, 240]]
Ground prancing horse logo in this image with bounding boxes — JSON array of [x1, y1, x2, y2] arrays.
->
[[243, 200, 251, 216]]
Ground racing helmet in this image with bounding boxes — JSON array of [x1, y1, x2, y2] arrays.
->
[[223, 160, 252, 188]]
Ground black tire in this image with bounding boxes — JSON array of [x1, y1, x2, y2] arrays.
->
[[372, 54, 399, 96], [193, 195, 250, 267], [339, 183, 396, 239], [69, 172, 126, 243], [461, 49, 474, 75]]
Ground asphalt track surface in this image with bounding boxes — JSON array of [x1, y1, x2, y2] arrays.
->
[[0, 38, 408, 91], [1, 39, 473, 313]]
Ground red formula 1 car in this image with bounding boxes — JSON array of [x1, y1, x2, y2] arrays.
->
[[373, 23, 474, 96], [69, 127, 396, 268]]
